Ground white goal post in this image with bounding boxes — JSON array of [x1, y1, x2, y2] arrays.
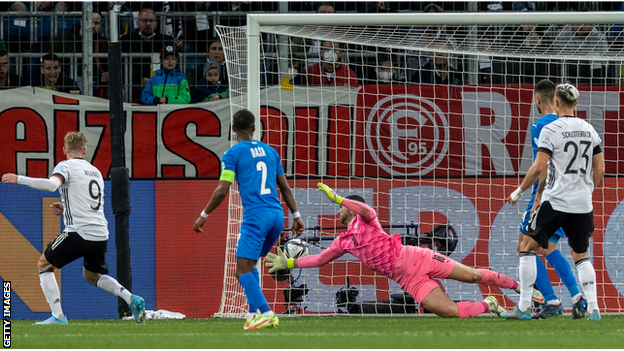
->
[[214, 11, 624, 318]]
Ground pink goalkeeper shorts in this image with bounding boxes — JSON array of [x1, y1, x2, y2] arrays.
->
[[391, 245, 456, 304]]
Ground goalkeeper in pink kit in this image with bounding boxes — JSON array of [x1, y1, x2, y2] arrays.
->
[[267, 183, 531, 318]]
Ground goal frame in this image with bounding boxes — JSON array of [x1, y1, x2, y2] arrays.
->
[[246, 11, 623, 134]]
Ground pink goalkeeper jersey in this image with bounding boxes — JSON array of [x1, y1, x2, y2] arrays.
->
[[297, 200, 402, 278]]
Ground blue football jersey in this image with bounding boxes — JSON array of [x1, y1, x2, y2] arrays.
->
[[220, 140, 284, 215], [529, 113, 558, 200]]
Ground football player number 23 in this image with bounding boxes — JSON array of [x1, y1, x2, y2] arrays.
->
[[564, 140, 591, 175]]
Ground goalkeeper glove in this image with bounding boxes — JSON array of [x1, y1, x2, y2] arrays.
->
[[317, 182, 343, 205], [265, 248, 294, 273]]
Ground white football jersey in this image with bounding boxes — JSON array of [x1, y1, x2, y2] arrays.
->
[[52, 158, 109, 241], [537, 116, 602, 213]]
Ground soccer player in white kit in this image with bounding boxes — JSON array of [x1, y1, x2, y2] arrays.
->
[[2, 132, 146, 324], [504, 84, 604, 321]]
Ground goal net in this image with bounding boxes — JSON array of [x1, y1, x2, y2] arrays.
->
[[214, 12, 624, 317]]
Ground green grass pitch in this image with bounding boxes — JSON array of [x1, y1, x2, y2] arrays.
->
[[11, 315, 624, 348]]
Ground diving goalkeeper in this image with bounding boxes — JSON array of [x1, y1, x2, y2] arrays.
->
[[266, 183, 539, 318]]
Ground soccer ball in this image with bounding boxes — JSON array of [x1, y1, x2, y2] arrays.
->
[[284, 238, 310, 259]]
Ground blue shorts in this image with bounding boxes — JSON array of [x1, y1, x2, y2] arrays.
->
[[236, 210, 284, 261], [520, 204, 566, 243]]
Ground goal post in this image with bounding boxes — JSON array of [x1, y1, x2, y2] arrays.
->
[[214, 12, 624, 318]]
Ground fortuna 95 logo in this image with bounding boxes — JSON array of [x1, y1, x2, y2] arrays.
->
[[365, 95, 449, 175]]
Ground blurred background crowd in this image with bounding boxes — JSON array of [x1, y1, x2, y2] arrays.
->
[[1, 1, 623, 103]]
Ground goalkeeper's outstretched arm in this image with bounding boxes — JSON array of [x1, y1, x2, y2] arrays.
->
[[341, 198, 377, 222], [317, 182, 377, 221], [266, 241, 344, 272]]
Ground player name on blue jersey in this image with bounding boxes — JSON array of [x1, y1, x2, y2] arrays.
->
[[250, 146, 267, 158]]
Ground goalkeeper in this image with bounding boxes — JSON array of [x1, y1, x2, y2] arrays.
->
[[267, 183, 536, 318]]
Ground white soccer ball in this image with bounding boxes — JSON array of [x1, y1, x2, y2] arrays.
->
[[284, 238, 310, 259]]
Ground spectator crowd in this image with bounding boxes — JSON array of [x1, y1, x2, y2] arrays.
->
[[1, 1, 623, 101]]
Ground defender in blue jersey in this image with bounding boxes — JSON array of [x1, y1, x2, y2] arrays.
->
[[193, 110, 304, 330], [509, 79, 582, 320]]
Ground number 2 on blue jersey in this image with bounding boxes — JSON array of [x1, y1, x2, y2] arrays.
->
[[256, 161, 271, 195]]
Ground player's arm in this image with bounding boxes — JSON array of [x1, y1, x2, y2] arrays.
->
[[266, 241, 344, 272], [591, 149, 605, 188], [342, 198, 377, 222], [193, 176, 232, 233], [276, 174, 305, 237], [507, 151, 550, 205], [1, 173, 63, 192], [317, 182, 376, 221], [529, 122, 548, 207], [532, 169, 547, 212]]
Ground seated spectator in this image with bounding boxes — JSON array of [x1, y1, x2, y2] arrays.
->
[[303, 41, 361, 88], [290, 3, 335, 69], [411, 40, 462, 85], [160, 1, 195, 53], [33, 52, 79, 93], [53, 11, 108, 97], [406, 3, 462, 76], [9, 1, 69, 12], [190, 61, 229, 103], [120, 7, 175, 101], [553, 23, 609, 85], [208, 41, 228, 85], [37, 2, 69, 12], [504, 24, 551, 84], [0, 49, 26, 89], [475, 28, 506, 85], [362, 53, 403, 85], [9, 0, 25, 12], [288, 58, 306, 86], [140, 46, 191, 105], [9, 2, 27, 11], [187, 40, 228, 88]]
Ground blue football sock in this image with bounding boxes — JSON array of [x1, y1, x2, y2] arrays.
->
[[247, 267, 261, 313], [252, 267, 260, 283], [546, 250, 581, 298], [534, 255, 557, 303], [239, 272, 271, 314]]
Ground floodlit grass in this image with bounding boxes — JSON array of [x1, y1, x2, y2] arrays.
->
[[11, 315, 624, 349]]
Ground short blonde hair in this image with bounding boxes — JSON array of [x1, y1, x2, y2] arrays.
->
[[64, 132, 87, 153], [555, 83, 580, 108]]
